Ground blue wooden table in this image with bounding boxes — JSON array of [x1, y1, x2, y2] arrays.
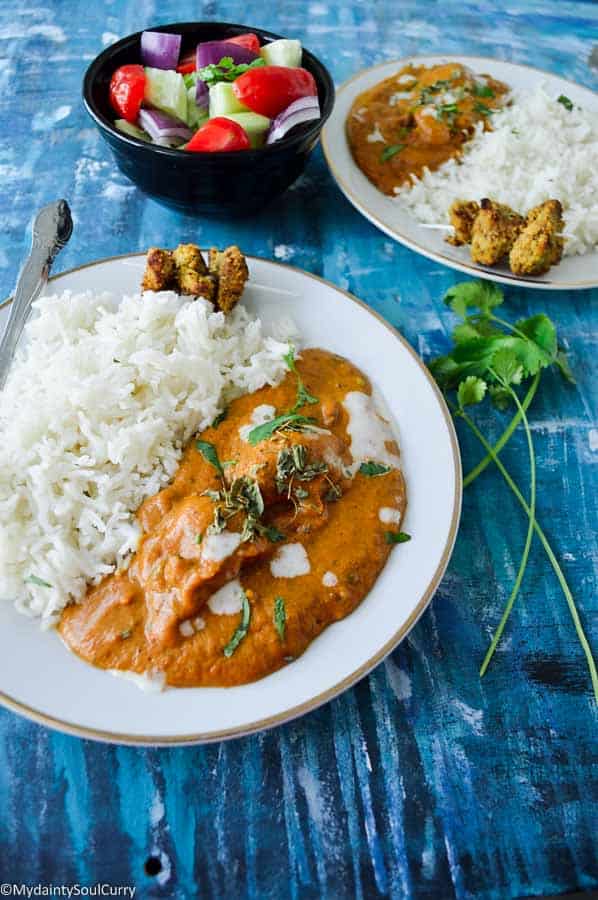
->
[[1, 1, 597, 897]]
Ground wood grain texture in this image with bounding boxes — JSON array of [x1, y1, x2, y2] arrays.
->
[[0, 1, 597, 897]]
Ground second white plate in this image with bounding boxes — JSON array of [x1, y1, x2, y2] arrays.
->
[[322, 56, 598, 290]]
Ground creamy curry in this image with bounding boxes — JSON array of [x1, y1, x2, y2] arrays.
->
[[347, 62, 509, 195], [59, 349, 406, 688]]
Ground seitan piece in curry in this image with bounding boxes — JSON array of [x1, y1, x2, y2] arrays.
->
[[208, 245, 249, 314], [509, 199, 564, 276], [141, 247, 176, 292], [447, 200, 481, 246], [470, 198, 525, 266]]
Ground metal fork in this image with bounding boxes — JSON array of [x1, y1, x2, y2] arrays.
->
[[0, 199, 73, 391]]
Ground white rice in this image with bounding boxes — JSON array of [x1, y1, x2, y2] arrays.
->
[[395, 86, 598, 256], [0, 290, 295, 625]]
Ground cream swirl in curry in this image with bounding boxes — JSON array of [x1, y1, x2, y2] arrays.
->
[[59, 349, 406, 687]]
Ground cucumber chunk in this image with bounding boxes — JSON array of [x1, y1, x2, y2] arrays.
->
[[221, 112, 271, 148], [114, 119, 151, 141], [144, 67, 187, 122], [260, 39, 302, 67], [209, 82, 249, 116]]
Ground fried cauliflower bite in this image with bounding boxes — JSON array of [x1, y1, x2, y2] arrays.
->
[[141, 248, 176, 292], [509, 199, 564, 276], [208, 245, 249, 314], [447, 200, 481, 246], [470, 198, 525, 266], [172, 243, 215, 298]]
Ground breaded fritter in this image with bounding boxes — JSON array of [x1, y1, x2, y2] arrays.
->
[[470, 198, 525, 266], [142, 248, 176, 292], [509, 199, 564, 276], [141, 243, 249, 312], [208, 245, 249, 314], [172, 243, 212, 296], [447, 200, 480, 246]]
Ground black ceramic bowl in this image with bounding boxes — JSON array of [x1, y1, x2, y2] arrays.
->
[[83, 21, 335, 216]]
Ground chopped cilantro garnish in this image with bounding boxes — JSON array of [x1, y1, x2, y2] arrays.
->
[[223, 589, 251, 657], [557, 94, 573, 111], [274, 596, 286, 641], [197, 55, 265, 87], [385, 531, 411, 544], [380, 144, 405, 162]]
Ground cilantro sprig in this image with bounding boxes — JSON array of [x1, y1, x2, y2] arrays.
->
[[247, 346, 319, 444], [430, 280, 597, 699], [195, 55, 265, 87]]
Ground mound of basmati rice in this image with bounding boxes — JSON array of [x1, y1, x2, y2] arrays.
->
[[0, 290, 295, 625], [395, 86, 598, 256]]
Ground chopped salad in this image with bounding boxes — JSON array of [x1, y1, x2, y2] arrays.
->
[[109, 30, 321, 152]]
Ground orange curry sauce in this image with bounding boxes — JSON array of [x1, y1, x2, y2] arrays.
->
[[59, 349, 406, 687], [347, 62, 509, 195]]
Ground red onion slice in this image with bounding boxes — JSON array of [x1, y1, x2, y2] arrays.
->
[[138, 108, 192, 146], [196, 40, 258, 69], [140, 31, 182, 70], [195, 78, 209, 111], [266, 95, 321, 144]]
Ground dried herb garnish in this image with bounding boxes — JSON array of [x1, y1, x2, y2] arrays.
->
[[275, 445, 328, 496], [205, 475, 283, 544], [262, 524, 286, 543], [223, 590, 251, 657], [380, 144, 405, 162], [195, 533, 203, 544], [359, 461, 392, 477], [557, 94, 573, 111], [120, 629, 132, 640], [274, 595, 286, 640], [196, 439, 224, 476], [24, 574, 52, 588], [385, 531, 411, 544], [324, 476, 342, 502]]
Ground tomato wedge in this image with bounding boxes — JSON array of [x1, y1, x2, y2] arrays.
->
[[109, 65, 146, 123], [225, 33, 261, 55], [233, 66, 317, 119], [186, 117, 251, 152], [176, 53, 196, 74]]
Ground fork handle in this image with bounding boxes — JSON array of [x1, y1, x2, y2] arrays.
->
[[0, 200, 72, 391]]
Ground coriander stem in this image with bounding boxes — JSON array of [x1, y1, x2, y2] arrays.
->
[[463, 373, 540, 488], [478, 373, 536, 677], [457, 408, 598, 702]]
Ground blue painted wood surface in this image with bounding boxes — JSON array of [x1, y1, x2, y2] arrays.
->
[[0, 1, 597, 897]]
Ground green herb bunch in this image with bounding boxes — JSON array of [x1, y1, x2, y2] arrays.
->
[[188, 56, 265, 88], [430, 280, 597, 699]]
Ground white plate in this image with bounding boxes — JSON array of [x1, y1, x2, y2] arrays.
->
[[0, 254, 461, 745], [322, 56, 598, 290]]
